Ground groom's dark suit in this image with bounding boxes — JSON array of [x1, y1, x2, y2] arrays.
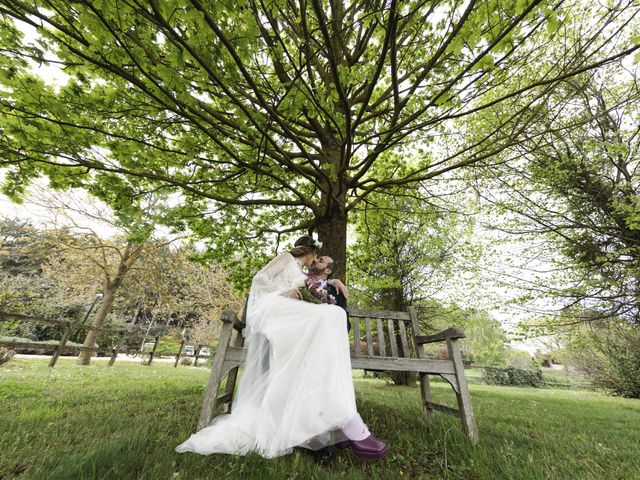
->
[[327, 284, 351, 332]]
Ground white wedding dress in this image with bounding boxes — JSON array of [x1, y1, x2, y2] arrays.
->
[[176, 252, 357, 458]]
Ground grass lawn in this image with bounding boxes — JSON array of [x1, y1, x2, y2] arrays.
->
[[1, 358, 639, 480]]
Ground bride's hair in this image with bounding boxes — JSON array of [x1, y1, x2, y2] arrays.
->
[[289, 235, 319, 257]]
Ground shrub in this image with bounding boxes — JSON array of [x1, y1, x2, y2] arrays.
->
[[568, 323, 640, 398], [483, 366, 545, 388], [180, 356, 193, 366], [424, 344, 474, 366], [0, 337, 83, 355]]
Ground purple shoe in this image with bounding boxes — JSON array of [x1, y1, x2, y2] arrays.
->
[[349, 434, 387, 460], [335, 440, 351, 449]]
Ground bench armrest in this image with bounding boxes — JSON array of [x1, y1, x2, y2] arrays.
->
[[221, 309, 246, 332], [414, 327, 465, 344]]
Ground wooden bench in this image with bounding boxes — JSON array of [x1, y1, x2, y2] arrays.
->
[[197, 307, 478, 443]]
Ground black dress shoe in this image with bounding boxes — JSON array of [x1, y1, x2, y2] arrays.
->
[[307, 447, 335, 466], [335, 440, 351, 449]]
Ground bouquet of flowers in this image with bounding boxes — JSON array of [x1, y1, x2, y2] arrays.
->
[[300, 271, 337, 305]]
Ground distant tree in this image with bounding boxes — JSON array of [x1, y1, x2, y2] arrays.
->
[[0, 218, 85, 342], [0, 218, 59, 276], [348, 184, 475, 311], [470, 68, 640, 327], [0, 212, 241, 354], [420, 299, 509, 366], [120, 244, 243, 348], [347, 187, 499, 381]]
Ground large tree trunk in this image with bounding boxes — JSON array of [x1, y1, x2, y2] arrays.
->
[[389, 286, 416, 386], [316, 138, 348, 280], [317, 211, 348, 281], [76, 287, 116, 365]]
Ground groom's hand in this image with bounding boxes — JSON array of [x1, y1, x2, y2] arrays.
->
[[333, 280, 349, 300]]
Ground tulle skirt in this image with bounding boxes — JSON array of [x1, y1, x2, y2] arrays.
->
[[175, 295, 356, 458]]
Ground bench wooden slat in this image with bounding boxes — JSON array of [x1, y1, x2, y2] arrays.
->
[[224, 346, 247, 363], [199, 321, 235, 429], [222, 330, 245, 413], [225, 346, 456, 375], [351, 356, 456, 375], [387, 320, 399, 357], [365, 318, 374, 357], [221, 309, 246, 332], [217, 392, 233, 405], [425, 401, 460, 417], [398, 320, 410, 357], [347, 308, 410, 321], [376, 318, 386, 357], [352, 317, 361, 355]]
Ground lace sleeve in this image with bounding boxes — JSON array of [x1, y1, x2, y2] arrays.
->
[[251, 253, 292, 295], [245, 252, 295, 336]]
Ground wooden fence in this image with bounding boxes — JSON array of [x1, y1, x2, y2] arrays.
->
[[0, 311, 211, 368]]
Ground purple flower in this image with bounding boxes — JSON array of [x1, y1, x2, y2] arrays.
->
[[304, 271, 337, 305]]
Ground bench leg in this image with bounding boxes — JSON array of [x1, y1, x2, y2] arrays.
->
[[221, 330, 245, 413], [408, 307, 436, 422], [418, 372, 434, 421], [447, 338, 479, 443], [197, 320, 234, 430]]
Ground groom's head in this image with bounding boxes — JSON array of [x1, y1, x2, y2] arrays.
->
[[311, 256, 336, 279]]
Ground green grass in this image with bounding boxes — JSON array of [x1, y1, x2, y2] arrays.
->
[[539, 368, 591, 387], [430, 367, 590, 388], [1, 358, 639, 480]]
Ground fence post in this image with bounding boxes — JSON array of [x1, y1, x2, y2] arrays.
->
[[108, 346, 119, 367], [49, 321, 72, 368], [174, 339, 185, 368], [147, 335, 160, 366], [194, 344, 203, 367]]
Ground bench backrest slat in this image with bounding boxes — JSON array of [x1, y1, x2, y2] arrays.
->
[[386, 319, 399, 357], [352, 316, 361, 355], [364, 318, 374, 356], [376, 318, 386, 357], [349, 310, 417, 359], [397, 320, 411, 357], [348, 308, 411, 321]]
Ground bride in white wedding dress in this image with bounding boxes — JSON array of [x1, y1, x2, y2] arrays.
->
[[175, 236, 387, 460]]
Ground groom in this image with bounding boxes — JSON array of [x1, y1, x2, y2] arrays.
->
[[308, 255, 351, 332]]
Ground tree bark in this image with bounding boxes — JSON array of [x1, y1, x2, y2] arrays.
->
[[390, 285, 415, 385], [316, 137, 348, 279], [317, 211, 348, 281]]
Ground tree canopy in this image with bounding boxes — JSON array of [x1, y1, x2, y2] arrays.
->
[[1, 0, 637, 273]]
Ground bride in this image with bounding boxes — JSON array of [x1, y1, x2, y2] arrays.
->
[[176, 235, 387, 460]]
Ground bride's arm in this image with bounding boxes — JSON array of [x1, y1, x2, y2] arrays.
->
[[251, 253, 300, 299]]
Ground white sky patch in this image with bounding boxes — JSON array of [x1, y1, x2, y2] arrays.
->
[[14, 18, 70, 90], [0, 173, 179, 241]]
